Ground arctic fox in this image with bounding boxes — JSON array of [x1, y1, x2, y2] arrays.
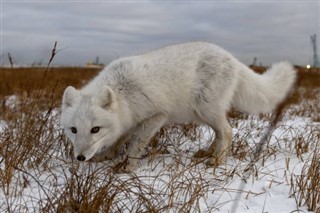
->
[[60, 42, 296, 171]]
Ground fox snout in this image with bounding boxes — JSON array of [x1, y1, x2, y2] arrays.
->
[[77, 155, 86, 161], [74, 145, 97, 162], [74, 144, 114, 162]]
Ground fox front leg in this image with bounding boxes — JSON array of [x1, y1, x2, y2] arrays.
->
[[123, 113, 168, 172]]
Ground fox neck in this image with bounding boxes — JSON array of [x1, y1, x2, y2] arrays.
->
[[116, 96, 135, 134]]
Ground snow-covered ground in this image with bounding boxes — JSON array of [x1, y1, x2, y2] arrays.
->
[[0, 106, 318, 212], [0, 112, 319, 212]]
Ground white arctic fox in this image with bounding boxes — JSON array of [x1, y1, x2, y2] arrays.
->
[[60, 42, 296, 171]]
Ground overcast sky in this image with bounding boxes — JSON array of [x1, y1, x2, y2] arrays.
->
[[1, 1, 319, 66]]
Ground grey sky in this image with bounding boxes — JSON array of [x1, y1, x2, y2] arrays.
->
[[1, 1, 319, 66]]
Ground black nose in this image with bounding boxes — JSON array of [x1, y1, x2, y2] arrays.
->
[[77, 155, 86, 161]]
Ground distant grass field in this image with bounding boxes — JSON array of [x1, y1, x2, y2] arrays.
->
[[0, 65, 319, 212], [0, 65, 318, 108], [0, 66, 101, 98]]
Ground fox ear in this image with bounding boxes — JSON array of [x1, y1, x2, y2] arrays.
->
[[97, 86, 116, 109], [62, 86, 79, 107]]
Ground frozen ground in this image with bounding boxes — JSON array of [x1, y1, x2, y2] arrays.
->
[[0, 107, 318, 212]]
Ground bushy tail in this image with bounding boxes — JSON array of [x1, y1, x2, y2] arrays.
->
[[232, 61, 296, 114]]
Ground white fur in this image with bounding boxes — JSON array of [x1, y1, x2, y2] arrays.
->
[[60, 42, 296, 170]]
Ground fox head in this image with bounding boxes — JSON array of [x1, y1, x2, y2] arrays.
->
[[60, 86, 123, 162]]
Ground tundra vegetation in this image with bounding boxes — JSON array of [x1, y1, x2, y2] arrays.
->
[[0, 65, 319, 212]]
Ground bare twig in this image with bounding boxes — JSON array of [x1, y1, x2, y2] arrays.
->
[[37, 41, 58, 94], [8, 53, 13, 68], [46, 41, 57, 71]]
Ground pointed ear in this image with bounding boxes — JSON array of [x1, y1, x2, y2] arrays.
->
[[96, 86, 117, 109], [62, 86, 79, 107]]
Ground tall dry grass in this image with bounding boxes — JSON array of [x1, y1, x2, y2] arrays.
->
[[0, 64, 319, 212], [290, 141, 320, 211]]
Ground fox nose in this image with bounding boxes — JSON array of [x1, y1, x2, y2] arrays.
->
[[77, 155, 86, 161]]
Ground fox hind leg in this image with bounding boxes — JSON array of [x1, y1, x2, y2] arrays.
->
[[194, 109, 232, 167]]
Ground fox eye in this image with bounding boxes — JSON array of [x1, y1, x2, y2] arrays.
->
[[71, 127, 77, 134], [91, 126, 100, 134]]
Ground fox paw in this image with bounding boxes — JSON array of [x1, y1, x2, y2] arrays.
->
[[112, 157, 138, 173], [193, 149, 214, 158], [204, 156, 221, 167], [193, 149, 226, 168]]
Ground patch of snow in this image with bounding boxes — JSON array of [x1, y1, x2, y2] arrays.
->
[[0, 114, 318, 212]]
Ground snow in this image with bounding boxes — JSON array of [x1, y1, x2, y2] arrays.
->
[[0, 109, 318, 212], [123, 116, 317, 212], [0, 120, 7, 132]]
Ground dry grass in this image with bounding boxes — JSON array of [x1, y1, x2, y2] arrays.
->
[[0, 65, 319, 212], [290, 141, 320, 211]]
